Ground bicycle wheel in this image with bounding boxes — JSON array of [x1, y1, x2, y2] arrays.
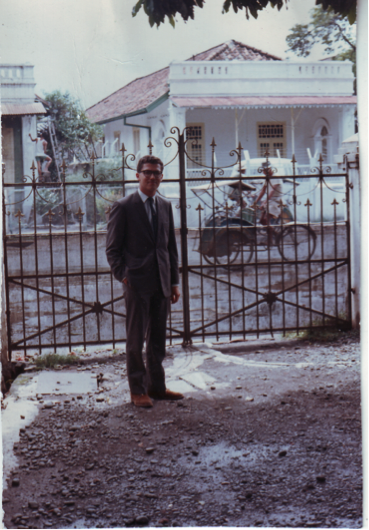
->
[[203, 230, 253, 266], [278, 225, 317, 261], [215, 231, 253, 266]]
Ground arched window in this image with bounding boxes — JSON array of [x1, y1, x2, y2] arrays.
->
[[313, 119, 331, 163], [321, 126, 328, 161]]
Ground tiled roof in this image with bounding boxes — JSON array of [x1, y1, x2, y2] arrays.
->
[[86, 68, 169, 124], [86, 40, 281, 124], [1, 102, 46, 116], [190, 40, 281, 62]]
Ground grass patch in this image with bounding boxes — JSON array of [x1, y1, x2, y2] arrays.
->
[[284, 311, 354, 343], [288, 327, 344, 342], [35, 353, 80, 370]]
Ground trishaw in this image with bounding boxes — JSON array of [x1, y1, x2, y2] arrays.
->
[[191, 178, 317, 266]]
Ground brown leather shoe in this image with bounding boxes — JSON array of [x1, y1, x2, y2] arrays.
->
[[130, 393, 153, 408], [148, 389, 184, 401]]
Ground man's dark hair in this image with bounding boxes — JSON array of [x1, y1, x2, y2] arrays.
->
[[137, 155, 164, 174]]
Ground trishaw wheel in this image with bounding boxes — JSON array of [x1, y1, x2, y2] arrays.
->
[[214, 231, 254, 267], [203, 254, 216, 265], [277, 225, 317, 261]]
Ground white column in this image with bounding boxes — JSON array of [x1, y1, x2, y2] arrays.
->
[[290, 108, 295, 157], [21, 115, 36, 177], [166, 102, 186, 181], [356, 0, 368, 523], [341, 106, 356, 142], [345, 148, 361, 328], [168, 102, 186, 134]]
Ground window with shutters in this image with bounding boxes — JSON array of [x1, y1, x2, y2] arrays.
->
[[257, 122, 286, 158], [186, 124, 205, 168]]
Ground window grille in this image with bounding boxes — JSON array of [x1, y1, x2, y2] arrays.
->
[[186, 124, 204, 168], [257, 122, 286, 157]]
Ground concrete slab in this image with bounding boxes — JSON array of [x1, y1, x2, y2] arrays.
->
[[36, 370, 98, 395]]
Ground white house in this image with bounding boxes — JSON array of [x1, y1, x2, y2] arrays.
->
[[1, 64, 46, 185], [86, 40, 356, 174]]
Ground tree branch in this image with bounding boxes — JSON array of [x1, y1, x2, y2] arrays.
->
[[332, 22, 356, 51]]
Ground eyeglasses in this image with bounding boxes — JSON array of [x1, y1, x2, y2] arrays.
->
[[140, 170, 162, 178]]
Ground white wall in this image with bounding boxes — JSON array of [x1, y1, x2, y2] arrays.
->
[[184, 105, 355, 167], [169, 61, 354, 97], [101, 100, 171, 165]]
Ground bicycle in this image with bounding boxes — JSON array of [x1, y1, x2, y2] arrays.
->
[[199, 205, 317, 265]]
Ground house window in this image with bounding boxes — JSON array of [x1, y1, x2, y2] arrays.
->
[[186, 124, 204, 168], [257, 122, 286, 158], [114, 131, 121, 155], [320, 126, 328, 161], [133, 128, 141, 157], [313, 120, 331, 163]]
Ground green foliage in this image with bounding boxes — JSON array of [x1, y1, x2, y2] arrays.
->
[[96, 188, 124, 224], [285, 311, 351, 342], [286, 6, 356, 58], [132, 0, 205, 27], [35, 353, 80, 370], [63, 159, 125, 226], [35, 187, 61, 217], [65, 157, 124, 183], [287, 327, 344, 342], [132, 0, 356, 26], [316, 0, 356, 25], [222, 0, 285, 19], [286, 6, 356, 92], [43, 91, 103, 162]]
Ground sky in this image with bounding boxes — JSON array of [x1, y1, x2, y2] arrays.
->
[[0, 0, 330, 109]]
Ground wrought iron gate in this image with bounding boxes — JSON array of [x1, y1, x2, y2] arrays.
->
[[2, 128, 352, 359]]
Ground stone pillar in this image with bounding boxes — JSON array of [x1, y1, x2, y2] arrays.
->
[[335, 134, 360, 328], [21, 115, 36, 178], [166, 103, 186, 181]]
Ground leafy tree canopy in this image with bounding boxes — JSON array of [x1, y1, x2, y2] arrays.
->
[[286, 6, 355, 59], [132, 0, 356, 28], [42, 91, 103, 161], [286, 6, 356, 91]]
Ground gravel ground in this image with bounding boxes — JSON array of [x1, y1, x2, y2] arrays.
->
[[2, 332, 362, 529]]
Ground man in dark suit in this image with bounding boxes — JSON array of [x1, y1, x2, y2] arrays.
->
[[106, 155, 183, 408]]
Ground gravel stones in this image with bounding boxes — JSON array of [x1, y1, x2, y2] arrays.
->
[[2, 335, 362, 529], [135, 515, 150, 525]]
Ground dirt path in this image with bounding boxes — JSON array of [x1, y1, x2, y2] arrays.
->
[[2, 334, 362, 529]]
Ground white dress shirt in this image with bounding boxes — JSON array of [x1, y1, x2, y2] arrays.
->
[[138, 188, 156, 225]]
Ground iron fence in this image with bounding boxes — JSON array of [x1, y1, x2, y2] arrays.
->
[[2, 128, 351, 359]]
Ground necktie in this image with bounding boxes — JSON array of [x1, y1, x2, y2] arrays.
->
[[148, 197, 158, 239]]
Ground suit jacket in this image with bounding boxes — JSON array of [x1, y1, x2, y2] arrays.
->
[[106, 191, 179, 298]]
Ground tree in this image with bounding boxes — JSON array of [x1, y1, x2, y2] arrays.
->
[[286, 6, 356, 91], [286, 6, 355, 58], [132, 0, 356, 28], [42, 91, 103, 165]]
